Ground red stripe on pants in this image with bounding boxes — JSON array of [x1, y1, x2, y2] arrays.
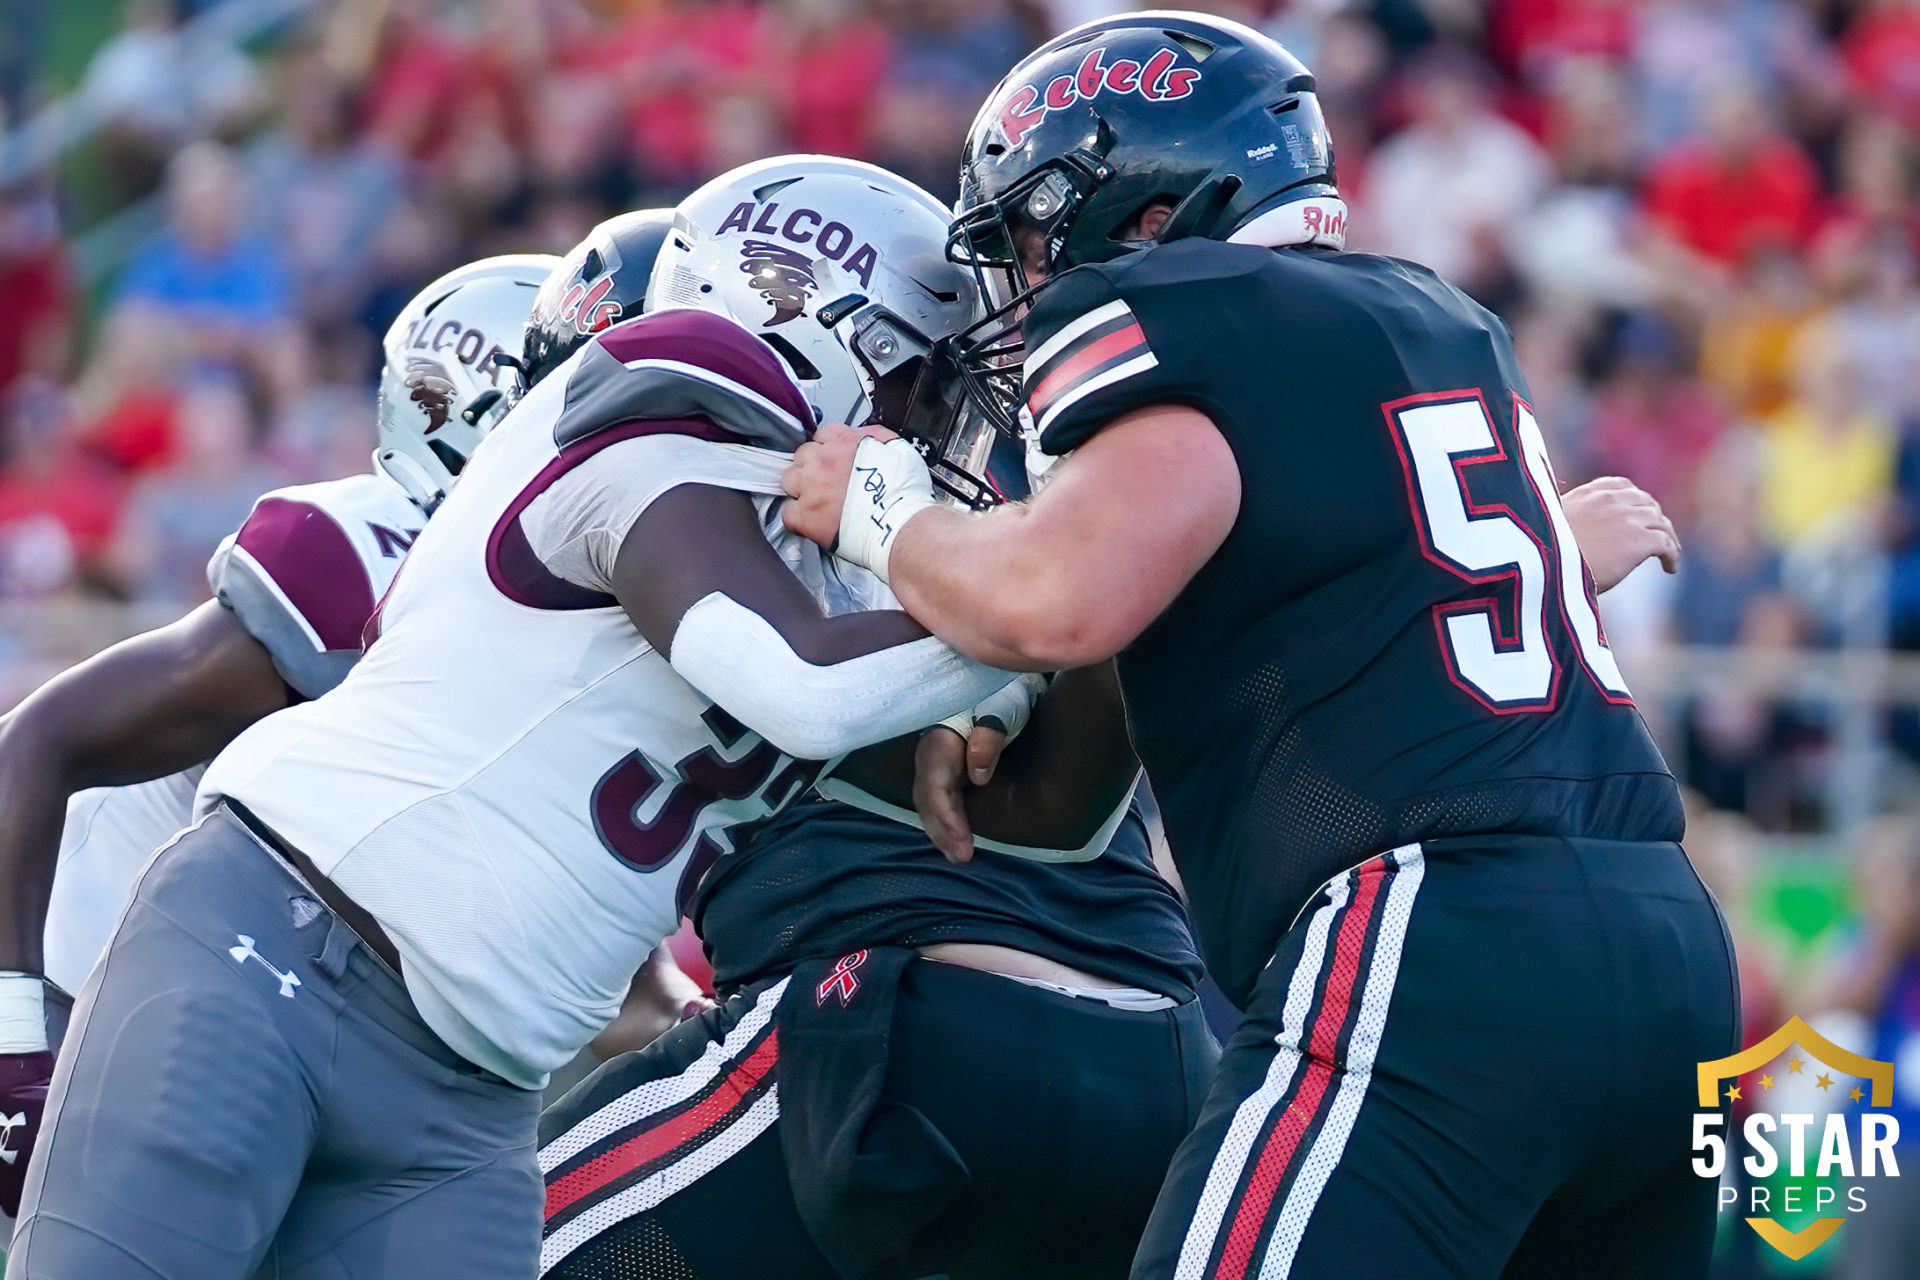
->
[[1210, 860, 1389, 1280], [544, 1030, 779, 1221]]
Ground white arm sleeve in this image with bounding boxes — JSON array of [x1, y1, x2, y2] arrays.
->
[[668, 592, 1021, 760]]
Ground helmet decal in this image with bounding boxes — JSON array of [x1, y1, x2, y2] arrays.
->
[[557, 275, 622, 336], [738, 239, 817, 327], [713, 200, 879, 288], [995, 45, 1202, 149], [404, 358, 457, 434], [655, 157, 975, 439], [402, 314, 513, 388], [523, 210, 669, 391]]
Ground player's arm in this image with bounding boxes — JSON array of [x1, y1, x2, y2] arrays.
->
[[0, 601, 290, 974], [783, 407, 1239, 670], [611, 483, 1019, 760], [785, 265, 1238, 669], [786, 424, 1666, 668], [589, 945, 714, 1060]]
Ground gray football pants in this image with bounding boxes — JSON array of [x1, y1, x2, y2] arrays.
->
[[6, 804, 543, 1279]]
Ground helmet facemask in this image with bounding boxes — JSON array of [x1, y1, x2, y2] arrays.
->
[[895, 338, 1010, 510], [903, 148, 1117, 501]]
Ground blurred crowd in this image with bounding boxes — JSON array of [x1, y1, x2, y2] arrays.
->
[[1, 0, 1919, 803]]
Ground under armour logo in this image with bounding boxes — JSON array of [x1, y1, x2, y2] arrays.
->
[[229, 934, 302, 998], [0, 1111, 23, 1165], [816, 950, 868, 1007]]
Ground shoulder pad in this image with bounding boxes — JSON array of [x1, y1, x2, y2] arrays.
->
[[1020, 242, 1280, 456], [207, 476, 422, 699], [1020, 266, 1160, 453], [555, 309, 814, 452]]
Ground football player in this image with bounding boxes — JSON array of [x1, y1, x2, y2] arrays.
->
[[535, 170, 1213, 1280], [0, 253, 555, 1218], [781, 14, 1731, 1280], [5, 159, 1031, 1280], [537, 170, 1671, 1280]]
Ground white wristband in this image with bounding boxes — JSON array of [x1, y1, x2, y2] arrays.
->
[[0, 973, 47, 1054], [937, 672, 1048, 743], [837, 437, 938, 584]]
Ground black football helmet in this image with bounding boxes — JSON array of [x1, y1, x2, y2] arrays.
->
[[519, 208, 674, 390], [904, 11, 1338, 476]]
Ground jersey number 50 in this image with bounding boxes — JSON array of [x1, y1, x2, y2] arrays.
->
[[1386, 391, 1631, 713]]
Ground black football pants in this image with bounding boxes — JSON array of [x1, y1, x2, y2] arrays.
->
[[540, 954, 1219, 1280], [1132, 835, 1740, 1280]]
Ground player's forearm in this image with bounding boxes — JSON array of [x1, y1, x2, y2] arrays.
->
[[619, 484, 1017, 756], [668, 592, 1019, 758], [887, 504, 1106, 672], [0, 717, 74, 973], [0, 605, 288, 970]]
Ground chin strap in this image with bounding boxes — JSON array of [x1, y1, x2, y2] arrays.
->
[[1227, 195, 1349, 251], [372, 448, 447, 515]]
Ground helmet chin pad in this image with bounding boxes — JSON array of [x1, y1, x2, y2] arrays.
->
[[373, 446, 449, 513]]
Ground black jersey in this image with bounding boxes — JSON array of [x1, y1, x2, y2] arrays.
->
[[690, 795, 1203, 1000], [1022, 238, 1683, 1007]]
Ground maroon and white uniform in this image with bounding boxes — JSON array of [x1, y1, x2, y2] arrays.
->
[[201, 310, 1012, 1089], [44, 473, 424, 993]]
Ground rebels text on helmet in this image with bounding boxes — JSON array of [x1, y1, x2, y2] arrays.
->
[[995, 46, 1202, 150]]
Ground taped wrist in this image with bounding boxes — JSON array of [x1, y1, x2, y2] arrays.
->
[[0, 973, 48, 1054], [837, 437, 938, 583], [936, 672, 1049, 742]]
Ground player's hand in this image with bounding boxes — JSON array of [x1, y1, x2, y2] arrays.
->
[[781, 423, 896, 548], [0, 1049, 54, 1217], [1562, 477, 1680, 593], [914, 725, 1002, 864], [589, 948, 717, 1060]]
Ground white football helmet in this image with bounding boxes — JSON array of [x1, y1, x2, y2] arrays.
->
[[647, 156, 978, 435], [376, 253, 560, 511]]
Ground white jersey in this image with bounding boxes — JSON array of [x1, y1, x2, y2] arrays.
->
[[202, 310, 889, 1089], [43, 472, 424, 994]]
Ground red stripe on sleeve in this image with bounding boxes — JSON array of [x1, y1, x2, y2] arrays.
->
[[1025, 322, 1147, 415]]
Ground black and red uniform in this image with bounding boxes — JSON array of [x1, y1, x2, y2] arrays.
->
[[537, 797, 1216, 1280], [1020, 237, 1739, 1280]]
